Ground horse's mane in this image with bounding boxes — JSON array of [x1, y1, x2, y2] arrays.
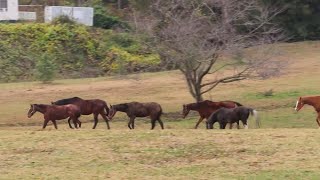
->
[[34, 104, 48, 107], [53, 97, 82, 105], [33, 104, 51, 109], [223, 100, 243, 107], [113, 103, 129, 111], [185, 100, 212, 108]]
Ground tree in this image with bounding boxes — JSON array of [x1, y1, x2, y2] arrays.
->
[[134, 0, 287, 101]]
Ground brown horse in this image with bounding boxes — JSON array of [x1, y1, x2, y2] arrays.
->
[[295, 96, 320, 127], [108, 102, 164, 130], [27, 104, 81, 129], [51, 97, 110, 129], [182, 100, 243, 129]]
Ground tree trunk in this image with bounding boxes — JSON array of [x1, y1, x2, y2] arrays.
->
[[75, 0, 82, 6], [30, 0, 39, 5], [118, 0, 122, 9], [184, 72, 204, 102], [195, 92, 203, 102]]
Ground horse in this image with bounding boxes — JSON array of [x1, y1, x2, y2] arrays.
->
[[207, 106, 260, 129], [295, 96, 320, 127], [51, 97, 110, 129], [182, 100, 243, 129], [27, 104, 81, 129], [108, 102, 164, 130]]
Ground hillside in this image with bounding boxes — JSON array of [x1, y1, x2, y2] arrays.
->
[[1, 41, 320, 179], [0, 41, 320, 128]]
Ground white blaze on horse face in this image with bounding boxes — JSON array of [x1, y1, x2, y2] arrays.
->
[[295, 100, 299, 111]]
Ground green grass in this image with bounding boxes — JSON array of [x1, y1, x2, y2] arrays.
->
[[244, 89, 320, 100]]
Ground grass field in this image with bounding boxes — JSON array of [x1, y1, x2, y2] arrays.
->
[[1, 41, 320, 179]]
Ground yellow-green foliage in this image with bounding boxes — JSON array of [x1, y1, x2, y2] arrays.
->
[[101, 47, 160, 74], [0, 23, 160, 82]]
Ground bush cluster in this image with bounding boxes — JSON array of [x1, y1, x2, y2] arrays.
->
[[0, 22, 160, 83]]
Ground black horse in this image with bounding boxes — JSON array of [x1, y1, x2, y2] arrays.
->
[[207, 106, 260, 129], [108, 102, 164, 130]]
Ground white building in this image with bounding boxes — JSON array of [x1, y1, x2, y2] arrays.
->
[[0, 0, 18, 21]]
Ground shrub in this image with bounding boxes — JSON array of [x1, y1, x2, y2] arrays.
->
[[35, 53, 56, 83], [93, 6, 129, 30], [51, 15, 77, 25]]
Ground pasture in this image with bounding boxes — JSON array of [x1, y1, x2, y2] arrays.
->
[[1, 41, 320, 179]]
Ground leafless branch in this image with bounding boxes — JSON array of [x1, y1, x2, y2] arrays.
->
[[132, 0, 287, 101]]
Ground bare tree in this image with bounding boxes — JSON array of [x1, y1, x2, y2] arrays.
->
[[133, 0, 287, 102]]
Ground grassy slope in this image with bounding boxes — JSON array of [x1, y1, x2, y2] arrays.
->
[[0, 41, 320, 179]]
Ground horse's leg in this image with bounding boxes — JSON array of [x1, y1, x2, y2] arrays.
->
[[206, 121, 209, 129], [222, 123, 227, 129], [73, 118, 78, 129], [127, 120, 132, 129], [132, 119, 135, 129], [100, 112, 110, 129], [157, 118, 164, 129], [151, 119, 156, 130], [78, 119, 81, 128], [219, 122, 224, 129], [52, 120, 58, 129], [127, 117, 134, 129], [67, 117, 74, 129], [42, 119, 50, 129], [236, 121, 240, 129], [207, 121, 213, 129], [243, 120, 248, 129], [316, 114, 320, 128], [131, 117, 135, 129], [229, 123, 233, 129], [194, 117, 204, 129], [92, 113, 99, 129]]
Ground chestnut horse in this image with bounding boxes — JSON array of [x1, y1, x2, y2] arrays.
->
[[182, 100, 243, 129], [108, 102, 164, 130], [27, 104, 81, 129], [52, 97, 110, 129], [295, 96, 320, 127], [207, 106, 260, 129]]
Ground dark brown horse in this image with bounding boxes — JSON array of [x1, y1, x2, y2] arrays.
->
[[108, 102, 164, 130], [51, 97, 110, 129], [182, 100, 243, 129], [27, 104, 81, 129], [295, 96, 320, 127], [207, 106, 260, 129]]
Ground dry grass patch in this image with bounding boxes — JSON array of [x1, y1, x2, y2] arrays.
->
[[1, 129, 320, 179]]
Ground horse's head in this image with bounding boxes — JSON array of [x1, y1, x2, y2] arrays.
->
[[107, 105, 118, 120], [27, 104, 37, 118], [182, 104, 190, 119], [108, 105, 115, 120], [295, 97, 304, 112]]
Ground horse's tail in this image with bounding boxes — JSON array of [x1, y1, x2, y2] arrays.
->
[[159, 106, 163, 116], [104, 103, 109, 116], [233, 101, 243, 107], [249, 109, 260, 128]]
